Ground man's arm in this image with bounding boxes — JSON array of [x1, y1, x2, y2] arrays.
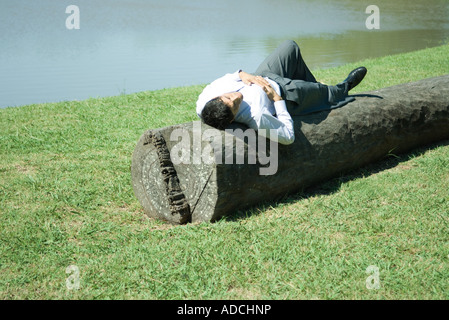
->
[[197, 70, 275, 117], [235, 75, 295, 145], [196, 71, 242, 118], [256, 83, 295, 145], [238, 71, 271, 87]]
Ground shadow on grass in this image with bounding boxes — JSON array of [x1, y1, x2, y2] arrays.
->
[[223, 138, 449, 222]]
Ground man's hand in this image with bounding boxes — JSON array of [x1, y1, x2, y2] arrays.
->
[[239, 71, 283, 102], [239, 71, 270, 87], [262, 84, 283, 102]]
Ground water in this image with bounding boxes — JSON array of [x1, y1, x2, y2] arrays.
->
[[1, 0, 448, 108]]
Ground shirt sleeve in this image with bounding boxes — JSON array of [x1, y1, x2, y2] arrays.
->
[[256, 100, 295, 145], [196, 70, 242, 118]]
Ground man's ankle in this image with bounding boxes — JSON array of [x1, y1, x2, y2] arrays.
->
[[328, 82, 348, 105]]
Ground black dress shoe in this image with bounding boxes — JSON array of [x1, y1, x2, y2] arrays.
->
[[344, 67, 367, 91]]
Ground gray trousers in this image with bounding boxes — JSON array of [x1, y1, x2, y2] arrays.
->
[[254, 40, 353, 116]]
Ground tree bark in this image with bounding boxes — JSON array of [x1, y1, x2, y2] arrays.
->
[[131, 75, 449, 224]]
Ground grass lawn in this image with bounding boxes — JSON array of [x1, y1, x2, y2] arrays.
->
[[1, 44, 448, 299]]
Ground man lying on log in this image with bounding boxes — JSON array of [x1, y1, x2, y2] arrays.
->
[[196, 40, 368, 145]]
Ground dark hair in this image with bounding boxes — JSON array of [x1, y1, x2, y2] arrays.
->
[[201, 97, 234, 130]]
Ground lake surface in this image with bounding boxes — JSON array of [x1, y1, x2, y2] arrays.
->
[[1, 0, 448, 108]]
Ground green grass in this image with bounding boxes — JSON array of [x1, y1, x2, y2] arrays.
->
[[1, 44, 448, 299]]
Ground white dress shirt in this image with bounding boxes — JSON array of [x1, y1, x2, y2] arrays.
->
[[196, 70, 295, 145]]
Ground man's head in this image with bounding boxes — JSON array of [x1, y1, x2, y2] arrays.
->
[[201, 92, 243, 130]]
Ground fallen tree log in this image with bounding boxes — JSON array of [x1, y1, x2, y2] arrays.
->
[[131, 75, 449, 224]]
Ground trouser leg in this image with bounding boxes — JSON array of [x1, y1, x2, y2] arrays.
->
[[254, 40, 316, 82], [255, 40, 349, 115]]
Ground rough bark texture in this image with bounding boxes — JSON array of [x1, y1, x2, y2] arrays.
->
[[132, 75, 449, 224]]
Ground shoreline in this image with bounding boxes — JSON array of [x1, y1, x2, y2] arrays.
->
[[1, 43, 448, 111]]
